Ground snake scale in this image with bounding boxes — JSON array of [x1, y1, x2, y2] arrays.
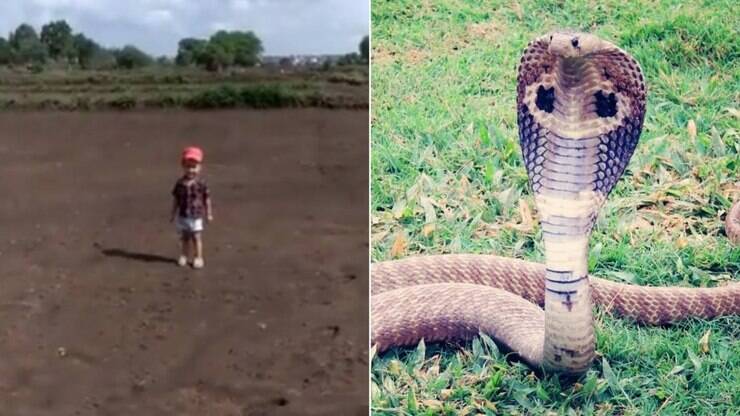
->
[[372, 32, 740, 375]]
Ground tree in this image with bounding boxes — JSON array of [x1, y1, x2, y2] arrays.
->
[[175, 30, 263, 71], [359, 35, 369, 62], [9, 24, 38, 49], [208, 30, 263, 66], [72, 33, 100, 68], [0, 38, 12, 64], [87, 48, 117, 70], [113, 45, 153, 69], [156, 55, 173, 66], [197, 41, 233, 72], [9, 23, 48, 65], [338, 52, 361, 66], [175, 37, 206, 66], [40, 20, 74, 61]]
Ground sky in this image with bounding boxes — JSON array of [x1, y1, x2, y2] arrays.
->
[[0, 0, 369, 56]]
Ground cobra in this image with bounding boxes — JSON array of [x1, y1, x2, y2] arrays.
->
[[371, 32, 740, 375]]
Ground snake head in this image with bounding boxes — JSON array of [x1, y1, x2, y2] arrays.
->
[[547, 31, 614, 58]]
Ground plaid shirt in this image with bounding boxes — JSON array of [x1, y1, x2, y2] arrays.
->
[[172, 176, 210, 219]]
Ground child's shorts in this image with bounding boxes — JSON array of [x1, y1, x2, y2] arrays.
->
[[175, 216, 204, 234]]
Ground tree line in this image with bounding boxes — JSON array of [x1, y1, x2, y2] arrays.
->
[[0, 20, 369, 71], [0, 21, 155, 70]]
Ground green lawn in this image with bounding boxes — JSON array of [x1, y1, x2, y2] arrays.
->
[[371, 0, 739, 414]]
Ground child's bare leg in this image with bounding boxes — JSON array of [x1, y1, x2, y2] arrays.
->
[[193, 232, 204, 268], [178, 234, 189, 266]]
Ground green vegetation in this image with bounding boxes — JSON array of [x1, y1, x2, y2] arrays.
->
[[40, 20, 75, 61], [336, 35, 371, 66], [175, 30, 263, 71], [0, 20, 369, 110], [1, 19, 369, 74], [0, 19, 263, 72], [371, 0, 739, 414], [9, 23, 48, 67], [361, 35, 370, 62], [185, 84, 300, 109], [0, 65, 368, 110]]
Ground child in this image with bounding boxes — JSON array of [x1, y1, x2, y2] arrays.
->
[[170, 146, 213, 268]]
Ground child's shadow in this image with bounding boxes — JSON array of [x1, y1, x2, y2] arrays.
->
[[100, 248, 175, 265]]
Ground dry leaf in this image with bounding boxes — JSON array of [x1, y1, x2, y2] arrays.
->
[[426, 359, 440, 377], [496, 187, 516, 211], [371, 230, 390, 244], [511, 2, 524, 19], [698, 330, 711, 354], [676, 236, 688, 248], [629, 215, 653, 231], [392, 198, 407, 219], [518, 199, 534, 231], [420, 197, 437, 224], [390, 233, 407, 258], [422, 223, 436, 237], [421, 400, 443, 410], [458, 406, 475, 416], [687, 120, 697, 140], [459, 176, 470, 194]]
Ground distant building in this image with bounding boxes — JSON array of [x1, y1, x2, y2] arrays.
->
[[261, 54, 345, 69]]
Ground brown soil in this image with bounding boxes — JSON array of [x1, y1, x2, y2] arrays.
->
[[0, 110, 368, 415]]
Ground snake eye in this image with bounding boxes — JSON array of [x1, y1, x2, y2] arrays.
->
[[571, 38, 579, 48]]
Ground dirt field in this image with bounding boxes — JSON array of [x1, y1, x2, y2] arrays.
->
[[0, 110, 368, 415]]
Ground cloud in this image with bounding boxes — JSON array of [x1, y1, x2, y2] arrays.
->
[[230, 0, 251, 12], [142, 9, 174, 26], [0, 0, 368, 56]]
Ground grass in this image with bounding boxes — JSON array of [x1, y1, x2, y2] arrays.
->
[[0, 65, 368, 110], [371, 0, 739, 414]]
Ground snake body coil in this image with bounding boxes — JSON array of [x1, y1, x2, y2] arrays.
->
[[372, 32, 740, 375]]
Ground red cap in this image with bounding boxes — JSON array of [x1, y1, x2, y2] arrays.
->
[[182, 146, 203, 163]]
